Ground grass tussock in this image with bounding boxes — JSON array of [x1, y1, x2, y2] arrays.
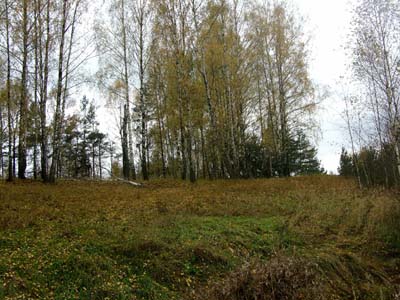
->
[[0, 176, 399, 299], [196, 251, 397, 300], [195, 254, 324, 300]]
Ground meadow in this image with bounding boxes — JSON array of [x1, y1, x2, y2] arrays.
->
[[0, 176, 399, 299]]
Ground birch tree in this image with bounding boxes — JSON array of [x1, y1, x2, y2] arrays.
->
[[49, 0, 85, 183], [4, 0, 14, 181], [352, 0, 400, 181], [132, 0, 152, 180], [95, 0, 137, 180], [247, 1, 315, 176]]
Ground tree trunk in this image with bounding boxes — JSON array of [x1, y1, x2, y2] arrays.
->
[[5, 0, 14, 182], [33, 0, 41, 180], [92, 144, 95, 178], [13, 127, 17, 178], [18, 0, 29, 179], [40, 0, 51, 182], [121, 0, 135, 180], [98, 143, 102, 179], [122, 104, 130, 180], [49, 0, 68, 183], [139, 12, 149, 181], [156, 93, 166, 178], [0, 105, 3, 178]]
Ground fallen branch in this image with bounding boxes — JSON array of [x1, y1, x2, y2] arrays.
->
[[100, 166, 143, 187], [114, 177, 143, 187]]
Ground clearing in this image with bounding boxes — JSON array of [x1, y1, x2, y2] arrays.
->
[[0, 176, 399, 299]]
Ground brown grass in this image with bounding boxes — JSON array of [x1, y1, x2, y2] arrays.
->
[[0, 176, 399, 299]]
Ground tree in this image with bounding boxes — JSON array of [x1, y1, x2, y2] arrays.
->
[[351, 0, 400, 186], [132, 0, 152, 181], [0, 0, 321, 183], [49, 0, 69, 183], [338, 148, 354, 177], [17, 0, 31, 179], [151, 0, 197, 182], [95, 0, 137, 180], [246, 1, 315, 177], [34, 0, 53, 182], [54, 96, 109, 179], [287, 130, 324, 175], [4, 0, 13, 182], [49, 0, 84, 183]]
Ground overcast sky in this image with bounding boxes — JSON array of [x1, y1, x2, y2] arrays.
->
[[290, 0, 354, 173]]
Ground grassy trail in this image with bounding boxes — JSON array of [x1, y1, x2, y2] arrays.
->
[[0, 176, 399, 299]]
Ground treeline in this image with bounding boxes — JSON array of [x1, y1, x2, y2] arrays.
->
[[339, 0, 400, 188], [95, 0, 323, 181], [0, 0, 323, 183], [339, 146, 399, 187]]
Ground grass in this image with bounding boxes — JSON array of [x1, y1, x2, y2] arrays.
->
[[0, 176, 399, 299]]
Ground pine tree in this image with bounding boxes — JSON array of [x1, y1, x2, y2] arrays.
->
[[338, 148, 354, 177]]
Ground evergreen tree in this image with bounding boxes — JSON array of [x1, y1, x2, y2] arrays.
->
[[338, 148, 354, 177], [287, 131, 324, 176]]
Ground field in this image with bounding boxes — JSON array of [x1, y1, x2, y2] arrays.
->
[[0, 176, 399, 299]]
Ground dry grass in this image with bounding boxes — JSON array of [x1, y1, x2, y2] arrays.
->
[[0, 176, 399, 299], [195, 254, 325, 300]]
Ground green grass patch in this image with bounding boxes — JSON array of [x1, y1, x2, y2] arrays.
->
[[0, 215, 290, 299]]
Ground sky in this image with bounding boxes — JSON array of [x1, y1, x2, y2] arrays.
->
[[290, 0, 355, 173]]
